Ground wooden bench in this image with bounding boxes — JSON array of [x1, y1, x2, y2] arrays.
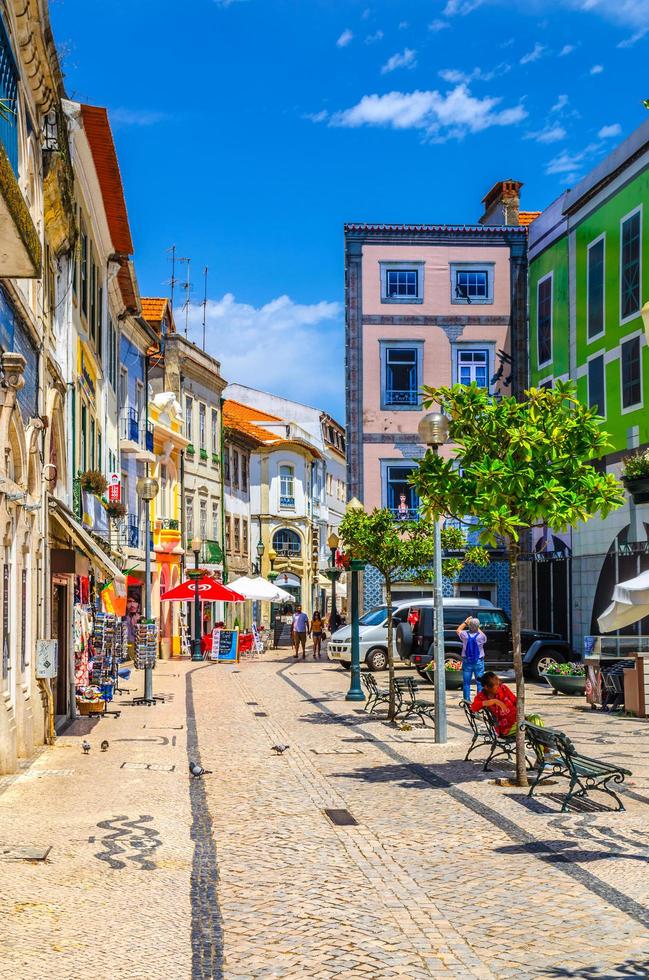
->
[[522, 721, 631, 812], [460, 699, 516, 772]]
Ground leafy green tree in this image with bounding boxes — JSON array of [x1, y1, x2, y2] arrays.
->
[[411, 381, 624, 784], [339, 507, 487, 720]]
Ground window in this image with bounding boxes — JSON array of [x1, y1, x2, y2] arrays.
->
[[326, 473, 333, 495], [588, 355, 605, 416], [242, 518, 249, 556], [97, 431, 102, 469], [119, 365, 128, 413], [223, 447, 230, 484], [384, 464, 419, 520], [384, 347, 419, 406], [241, 453, 248, 491], [186, 496, 194, 544], [80, 227, 88, 317], [211, 501, 219, 540], [458, 349, 489, 387], [588, 237, 605, 339], [537, 275, 553, 367], [185, 396, 193, 442], [279, 465, 295, 507], [233, 517, 240, 553], [451, 263, 493, 305], [199, 403, 206, 449], [380, 262, 424, 303], [90, 418, 95, 469], [89, 256, 96, 342], [97, 285, 103, 360], [211, 409, 218, 454], [386, 269, 418, 298], [200, 499, 207, 542], [159, 463, 168, 518], [621, 335, 642, 410], [621, 210, 641, 321], [225, 516, 232, 552], [272, 528, 301, 556], [107, 318, 117, 389], [232, 450, 239, 489]]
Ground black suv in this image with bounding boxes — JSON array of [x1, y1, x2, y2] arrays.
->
[[396, 603, 573, 680]]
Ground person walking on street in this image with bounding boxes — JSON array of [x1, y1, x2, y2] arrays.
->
[[291, 605, 310, 659], [311, 609, 325, 659], [456, 616, 486, 702]]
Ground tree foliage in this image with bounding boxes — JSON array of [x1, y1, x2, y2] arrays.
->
[[411, 381, 624, 782], [339, 507, 488, 719]]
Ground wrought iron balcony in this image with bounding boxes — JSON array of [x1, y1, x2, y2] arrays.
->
[[390, 506, 420, 521], [0, 19, 18, 178], [385, 389, 419, 406], [280, 495, 295, 509]]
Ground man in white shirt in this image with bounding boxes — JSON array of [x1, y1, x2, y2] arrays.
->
[[291, 606, 311, 659]]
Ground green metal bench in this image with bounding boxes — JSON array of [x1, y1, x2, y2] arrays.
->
[[362, 673, 390, 713], [460, 699, 517, 772], [522, 721, 631, 812], [396, 677, 435, 727]]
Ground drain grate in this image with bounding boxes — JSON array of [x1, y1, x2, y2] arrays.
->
[[324, 808, 358, 827], [246, 701, 259, 706], [120, 762, 175, 773], [254, 711, 268, 717]]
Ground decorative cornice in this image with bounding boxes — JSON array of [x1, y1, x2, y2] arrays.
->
[[362, 315, 510, 327]]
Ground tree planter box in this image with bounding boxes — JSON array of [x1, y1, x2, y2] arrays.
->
[[424, 668, 464, 690], [622, 477, 649, 505], [544, 673, 586, 696]]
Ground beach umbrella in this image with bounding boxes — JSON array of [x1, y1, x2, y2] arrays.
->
[[160, 576, 245, 603], [597, 569, 649, 633]]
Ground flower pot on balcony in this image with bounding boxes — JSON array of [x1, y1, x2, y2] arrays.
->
[[80, 470, 108, 495], [186, 444, 195, 456], [622, 477, 649, 505], [200, 448, 208, 461]]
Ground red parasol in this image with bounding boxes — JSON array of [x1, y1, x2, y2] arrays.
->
[[159, 576, 245, 603]]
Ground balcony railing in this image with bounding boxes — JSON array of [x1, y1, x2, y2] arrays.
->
[[274, 545, 301, 558], [390, 506, 420, 521], [280, 495, 295, 509], [159, 518, 180, 531], [127, 513, 140, 549], [0, 18, 18, 176], [385, 389, 418, 406], [145, 421, 153, 452]]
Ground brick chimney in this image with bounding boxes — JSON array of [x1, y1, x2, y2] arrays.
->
[[479, 179, 523, 226]]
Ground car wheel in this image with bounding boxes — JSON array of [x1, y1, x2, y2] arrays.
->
[[530, 650, 561, 681], [366, 647, 388, 672]]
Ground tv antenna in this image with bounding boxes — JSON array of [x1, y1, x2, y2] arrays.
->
[[179, 256, 191, 337], [166, 244, 179, 315], [201, 266, 208, 351]]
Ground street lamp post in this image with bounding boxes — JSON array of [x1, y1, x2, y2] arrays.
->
[[267, 548, 278, 648], [189, 535, 204, 661], [327, 531, 339, 632], [136, 474, 159, 703], [254, 540, 265, 575], [344, 497, 366, 703], [418, 411, 450, 744]]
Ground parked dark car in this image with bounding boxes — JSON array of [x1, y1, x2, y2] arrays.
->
[[395, 603, 573, 680]]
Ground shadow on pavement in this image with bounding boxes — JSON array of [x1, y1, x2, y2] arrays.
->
[[540, 957, 649, 977], [329, 761, 483, 789], [493, 838, 649, 865]]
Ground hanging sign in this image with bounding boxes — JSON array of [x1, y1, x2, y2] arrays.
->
[[35, 639, 58, 679], [209, 628, 239, 663], [108, 473, 121, 502]]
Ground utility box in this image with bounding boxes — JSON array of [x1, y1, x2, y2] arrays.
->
[[35, 639, 58, 679]]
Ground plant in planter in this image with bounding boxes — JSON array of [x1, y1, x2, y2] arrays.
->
[[424, 658, 464, 689], [80, 469, 108, 495], [544, 662, 585, 676], [542, 660, 586, 695], [105, 500, 127, 520], [621, 449, 649, 504]]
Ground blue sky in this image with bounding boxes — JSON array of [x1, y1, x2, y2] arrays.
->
[[51, 0, 647, 420]]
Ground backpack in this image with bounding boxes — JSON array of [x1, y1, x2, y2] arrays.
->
[[464, 631, 481, 664]]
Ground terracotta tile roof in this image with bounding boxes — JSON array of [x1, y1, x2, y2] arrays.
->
[[80, 104, 133, 255], [141, 297, 168, 322], [518, 211, 542, 227], [224, 399, 282, 424], [117, 262, 138, 313], [223, 401, 280, 446]]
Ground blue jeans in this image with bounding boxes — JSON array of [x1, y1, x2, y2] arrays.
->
[[462, 658, 485, 702]]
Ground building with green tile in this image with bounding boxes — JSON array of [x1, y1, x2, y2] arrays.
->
[[528, 121, 649, 652]]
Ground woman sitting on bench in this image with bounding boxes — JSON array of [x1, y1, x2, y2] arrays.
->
[[471, 671, 544, 737]]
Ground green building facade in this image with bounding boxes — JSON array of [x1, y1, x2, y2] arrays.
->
[[528, 121, 649, 652]]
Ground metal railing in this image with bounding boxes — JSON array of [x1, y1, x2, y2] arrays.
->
[[385, 389, 419, 406], [390, 506, 420, 521], [0, 17, 18, 176], [279, 495, 295, 509]]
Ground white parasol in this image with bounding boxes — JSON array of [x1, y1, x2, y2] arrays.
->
[[228, 575, 295, 603], [597, 569, 649, 633]]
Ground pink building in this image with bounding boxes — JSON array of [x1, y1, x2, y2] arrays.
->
[[345, 181, 533, 518]]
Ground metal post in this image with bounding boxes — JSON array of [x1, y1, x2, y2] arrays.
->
[[192, 548, 202, 661], [433, 462, 447, 743], [346, 559, 365, 702], [143, 480, 153, 702], [330, 546, 337, 632]]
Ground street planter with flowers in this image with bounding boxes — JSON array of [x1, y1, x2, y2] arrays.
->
[[542, 661, 586, 696], [423, 658, 464, 690], [621, 449, 649, 505]]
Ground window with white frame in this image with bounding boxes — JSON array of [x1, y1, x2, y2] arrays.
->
[[383, 346, 420, 406], [211, 409, 218, 454], [199, 403, 206, 450], [450, 263, 493, 305], [621, 210, 641, 321], [186, 495, 194, 545], [380, 262, 424, 303], [621, 335, 642, 410], [457, 349, 489, 388], [279, 465, 295, 508], [587, 237, 605, 339], [199, 498, 207, 542], [211, 501, 219, 540], [537, 274, 553, 367], [185, 395, 193, 442]]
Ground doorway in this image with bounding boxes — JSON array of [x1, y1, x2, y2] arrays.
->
[[52, 581, 69, 721]]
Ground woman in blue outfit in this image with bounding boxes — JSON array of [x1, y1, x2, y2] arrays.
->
[[456, 617, 487, 703]]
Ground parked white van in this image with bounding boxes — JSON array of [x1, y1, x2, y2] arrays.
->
[[327, 598, 494, 672]]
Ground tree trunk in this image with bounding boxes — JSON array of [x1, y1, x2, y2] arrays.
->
[[385, 579, 396, 720], [508, 540, 528, 787]]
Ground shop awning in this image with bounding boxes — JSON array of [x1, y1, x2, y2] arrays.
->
[[598, 570, 649, 633], [49, 500, 126, 586]]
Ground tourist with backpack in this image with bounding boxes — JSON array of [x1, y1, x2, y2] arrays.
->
[[456, 616, 486, 702]]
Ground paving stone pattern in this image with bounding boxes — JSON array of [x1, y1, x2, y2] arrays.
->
[[1, 652, 649, 978]]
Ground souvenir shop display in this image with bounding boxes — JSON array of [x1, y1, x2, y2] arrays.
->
[[75, 607, 127, 719], [134, 620, 158, 670]]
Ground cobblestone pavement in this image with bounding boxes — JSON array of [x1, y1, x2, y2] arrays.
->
[[1, 652, 649, 978]]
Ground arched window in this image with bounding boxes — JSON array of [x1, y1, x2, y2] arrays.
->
[[279, 465, 295, 508], [272, 528, 301, 557]]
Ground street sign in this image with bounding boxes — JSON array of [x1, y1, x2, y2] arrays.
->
[[108, 473, 121, 502], [35, 639, 58, 679]]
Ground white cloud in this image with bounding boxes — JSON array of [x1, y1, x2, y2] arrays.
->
[[328, 84, 527, 140], [444, 0, 484, 14], [336, 29, 353, 47], [590, 63, 604, 74], [365, 30, 384, 43], [525, 124, 567, 143], [439, 63, 510, 84], [110, 108, 167, 126], [183, 294, 344, 416], [303, 109, 328, 123], [439, 0, 649, 33], [598, 122, 622, 138], [381, 48, 417, 74], [559, 43, 575, 55], [618, 28, 648, 46], [399, 20, 409, 29], [520, 42, 545, 64], [428, 18, 450, 31], [551, 94, 569, 112], [545, 142, 601, 182], [214, 0, 248, 6]]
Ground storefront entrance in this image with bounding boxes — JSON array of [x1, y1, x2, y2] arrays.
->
[[52, 581, 69, 721]]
